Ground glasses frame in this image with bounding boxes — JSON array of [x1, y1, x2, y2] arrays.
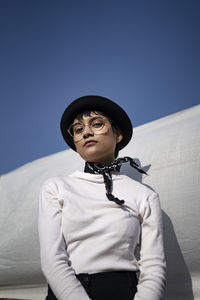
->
[[67, 116, 111, 142]]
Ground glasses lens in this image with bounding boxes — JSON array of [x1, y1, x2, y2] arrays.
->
[[68, 118, 108, 141], [90, 118, 105, 133], [68, 123, 84, 138]]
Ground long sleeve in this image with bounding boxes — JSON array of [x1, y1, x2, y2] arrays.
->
[[38, 180, 91, 300], [134, 192, 166, 300]]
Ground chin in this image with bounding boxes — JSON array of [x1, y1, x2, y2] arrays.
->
[[79, 149, 101, 162], [78, 147, 115, 164]]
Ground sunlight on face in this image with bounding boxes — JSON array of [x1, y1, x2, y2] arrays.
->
[[72, 112, 123, 164]]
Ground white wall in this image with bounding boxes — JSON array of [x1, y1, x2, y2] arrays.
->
[[0, 105, 199, 299]]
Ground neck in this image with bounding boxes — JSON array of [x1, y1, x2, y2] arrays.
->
[[88, 158, 116, 166]]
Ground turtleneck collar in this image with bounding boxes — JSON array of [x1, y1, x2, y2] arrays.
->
[[84, 157, 147, 206]]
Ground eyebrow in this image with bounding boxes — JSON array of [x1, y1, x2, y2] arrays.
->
[[71, 116, 105, 126]]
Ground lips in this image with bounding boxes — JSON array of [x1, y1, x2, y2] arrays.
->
[[84, 140, 97, 147]]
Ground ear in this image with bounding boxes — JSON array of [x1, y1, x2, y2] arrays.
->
[[115, 131, 123, 144]]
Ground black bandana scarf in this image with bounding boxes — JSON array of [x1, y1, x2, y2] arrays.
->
[[84, 157, 147, 206]]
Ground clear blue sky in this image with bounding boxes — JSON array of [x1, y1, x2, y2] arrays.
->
[[0, 0, 199, 174]]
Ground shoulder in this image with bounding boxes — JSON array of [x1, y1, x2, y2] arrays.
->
[[118, 173, 157, 197], [42, 176, 67, 186], [116, 174, 160, 215], [40, 171, 86, 192], [41, 174, 73, 191]]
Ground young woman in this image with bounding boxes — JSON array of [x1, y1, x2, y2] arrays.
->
[[38, 95, 166, 300]]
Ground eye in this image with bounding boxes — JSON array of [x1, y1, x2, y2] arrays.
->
[[74, 126, 84, 134], [92, 119, 105, 128], [93, 122, 103, 128], [72, 124, 84, 135]]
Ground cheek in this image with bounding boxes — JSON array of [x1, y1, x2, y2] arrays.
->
[[102, 135, 117, 149], [74, 143, 82, 155]]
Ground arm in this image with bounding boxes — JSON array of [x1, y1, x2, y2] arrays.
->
[[38, 179, 91, 300], [134, 192, 166, 300]]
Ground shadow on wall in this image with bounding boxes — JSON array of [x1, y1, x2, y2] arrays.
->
[[121, 159, 194, 300], [163, 212, 194, 300]]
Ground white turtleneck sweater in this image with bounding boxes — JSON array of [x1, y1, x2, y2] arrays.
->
[[38, 171, 166, 300]]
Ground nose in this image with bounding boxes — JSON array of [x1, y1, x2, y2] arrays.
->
[[82, 124, 94, 138]]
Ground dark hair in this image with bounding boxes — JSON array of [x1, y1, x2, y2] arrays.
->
[[73, 110, 121, 158]]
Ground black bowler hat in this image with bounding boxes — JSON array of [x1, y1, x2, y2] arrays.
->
[[60, 95, 133, 151]]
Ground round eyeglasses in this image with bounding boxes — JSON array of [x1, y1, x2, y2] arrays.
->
[[68, 117, 110, 142]]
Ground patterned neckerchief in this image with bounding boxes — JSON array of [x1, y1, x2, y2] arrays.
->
[[84, 157, 147, 206]]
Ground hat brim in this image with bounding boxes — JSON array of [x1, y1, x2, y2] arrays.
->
[[60, 95, 133, 151]]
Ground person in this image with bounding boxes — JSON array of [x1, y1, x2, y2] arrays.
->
[[38, 95, 166, 300]]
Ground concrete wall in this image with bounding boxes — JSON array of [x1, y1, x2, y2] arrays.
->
[[0, 105, 199, 299]]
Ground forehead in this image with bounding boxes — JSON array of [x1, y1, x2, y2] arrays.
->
[[73, 111, 108, 123]]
